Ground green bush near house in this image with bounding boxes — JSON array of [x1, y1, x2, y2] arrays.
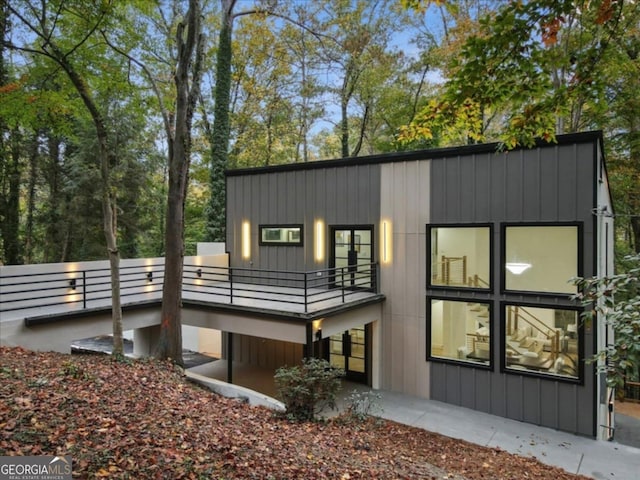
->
[[573, 253, 640, 393], [274, 358, 344, 422]]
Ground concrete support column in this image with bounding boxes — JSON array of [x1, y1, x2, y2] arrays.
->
[[133, 325, 161, 357]]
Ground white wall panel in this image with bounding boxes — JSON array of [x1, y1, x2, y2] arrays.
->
[[379, 161, 430, 397]]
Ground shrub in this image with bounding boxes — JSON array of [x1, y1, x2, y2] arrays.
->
[[274, 358, 344, 422], [340, 389, 383, 424], [573, 253, 640, 390]]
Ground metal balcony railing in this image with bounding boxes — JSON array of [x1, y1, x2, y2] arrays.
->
[[0, 262, 379, 318]]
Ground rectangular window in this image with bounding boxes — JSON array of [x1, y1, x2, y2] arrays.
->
[[259, 224, 303, 246], [428, 225, 491, 290], [504, 225, 579, 294], [504, 304, 579, 380], [428, 298, 491, 367]]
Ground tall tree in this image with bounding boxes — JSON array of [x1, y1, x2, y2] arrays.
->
[[401, 0, 640, 252], [281, 6, 326, 163], [0, 1, 21, 265], [156, 0, 204, 363], [599, 17, 640, 254], [103, 0, 205, 363], [227, 14, 300, 167], [399, 0, 634, 147], [206, 0, 235, 243], [5, 0, 126, 355], [315, 0, 411, 158], [205, 0, 328, 239]]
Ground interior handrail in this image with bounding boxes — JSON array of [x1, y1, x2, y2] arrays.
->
[[508, 306, 561, 359], [467, 274, 490, 288], [436, 255, 467, 285], [512, 306, 552, 338]]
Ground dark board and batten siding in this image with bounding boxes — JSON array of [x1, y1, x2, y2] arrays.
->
[[226, 164, 382, 273], [428, 141, 598, 437]]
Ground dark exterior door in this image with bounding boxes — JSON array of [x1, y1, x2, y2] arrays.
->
[[327, 326, 367, 383], [330, 226, 373, 289]]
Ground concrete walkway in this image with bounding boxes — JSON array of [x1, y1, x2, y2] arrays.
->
[[188, 361, 640, 480], [335, 385, 640, 480]]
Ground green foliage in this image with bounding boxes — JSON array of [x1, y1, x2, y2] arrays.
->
[[5, 0, 637, 266], [400, 0, 450, 13], [339, 389, 383, 424], [59, 360, 93, 380], [399, 0, 633, 149], [4, 0, 167, 265], [274, 358, 344, 422], [573, 254, 640, 390], [206, 5, 234, 243]]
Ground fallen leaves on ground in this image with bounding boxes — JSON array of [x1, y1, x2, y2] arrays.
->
[[0, 347, 592, 479]]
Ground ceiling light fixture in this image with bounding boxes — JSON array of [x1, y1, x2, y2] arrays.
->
[[506, 262, 531, 275]]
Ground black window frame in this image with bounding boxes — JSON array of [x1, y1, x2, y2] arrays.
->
[[426, 296, 493, 370], [500, 222, 583, 297], [426, 223, 494, 293], [500, 301, 584, 384], [258, 224, 304, 247]]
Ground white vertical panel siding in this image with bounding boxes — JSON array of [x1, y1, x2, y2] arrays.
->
[[379, 160, 430, 397]]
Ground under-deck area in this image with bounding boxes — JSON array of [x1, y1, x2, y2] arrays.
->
[[0, 256, 385, 392]]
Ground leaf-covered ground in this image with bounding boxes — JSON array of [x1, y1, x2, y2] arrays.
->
[[0, 347, 593, 479]]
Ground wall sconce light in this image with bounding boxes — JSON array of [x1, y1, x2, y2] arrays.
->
[[146, 271, 153, 282], [381, 220, 392, 264], [69, 278, 77, 290], [242, 221, 251, 259], [196, 268, 202, 278], [314, 220, 325, 262], [315, 329, 322, 341], [506, 262, 531, 275]]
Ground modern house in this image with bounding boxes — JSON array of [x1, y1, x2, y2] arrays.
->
[[225, 130, 614, 439], [0, 130, 614, 439]]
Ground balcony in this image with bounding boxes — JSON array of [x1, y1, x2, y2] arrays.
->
[[0, 256, 384, 325]]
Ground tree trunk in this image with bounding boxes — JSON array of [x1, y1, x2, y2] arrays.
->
[[3, 129, 22, 264], [340, 89, 350, 158], [6, 1, 124, 353], [206, 0, 236, 242], [52, 46, 124, 356], [156, 0, 203, 365], [24, 133, 39, 264], [104, 202, 123, 357], [43, 135, 62, 263], [631, 217, 640, 254], [351, 103, 369, 157]]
